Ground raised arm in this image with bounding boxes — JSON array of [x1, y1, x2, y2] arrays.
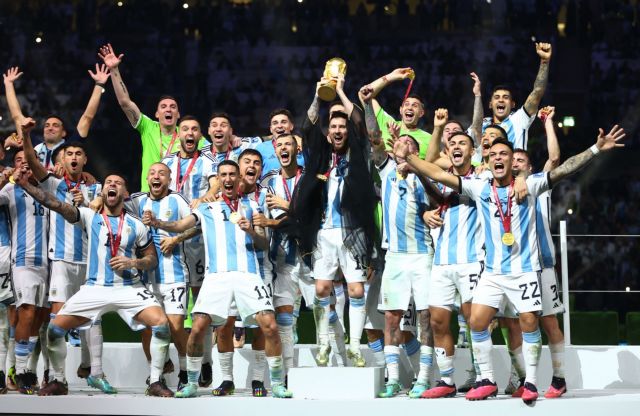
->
[[3, 67, 26, 135], [143, 210, 198, 233], [523, 43, 552, 116], [306, 81, 322, 125], [425, 108, 448, 163], [360, 67, 414, 115], [77, 64, 110, 138], [14, 167, 79, 223], [20, 118, 48, 181], [470, 72, 483, 139], [549, 125, 625, 184], [393, 136, 460, 190], [334, 74, 354, 118], [360, 85, 387, 166], [539, 106, 560, 172], [98, 43, 141, 127]]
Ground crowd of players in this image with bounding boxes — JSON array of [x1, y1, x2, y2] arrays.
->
[[0, 40, 625, 401]]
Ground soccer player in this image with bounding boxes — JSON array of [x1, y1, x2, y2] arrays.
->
[[255, 109, 305, 183], [15, 169, 174, 397], [360, 67, 431, 157], [20, 119, 110, 392], [511, 106, 567, 398], [145, 161, 292, 399], [0, 149, 11, 394], [362, 86, 435, 397], [127, 162, 192, 391], [3, 65, 110, 169], [482, 43, 552, 150], [394, 124, 625, 402]]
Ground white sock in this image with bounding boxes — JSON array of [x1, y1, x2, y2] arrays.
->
[[202, 326, 213, 365], [549, 342, 565, 378], [27, 335, 39, 372], [79, 329, 91, 368], [277, 324, 294, 373], [348, 296, 366, 351], [329, 312, 347, 366], [367, 338, 386, 367], [418, 345, 433, 385], [8, 328, 15, 368], [435, 347, 454, 385], [522, 329, 542, 385], [266, 355, 284, 384], [88, 323, 104, 377], [149, 325, 170, 383], [510, 345, 526, 379], [384, 345, 400, 383], [334, 283, 346, 331], [313, 296, 330, 346], [186, 355, 202, 384], [219, 351, 234, 381], [252, 350, 266, 382], [470, 329, 494, 382], [47, 324, 68, 382]]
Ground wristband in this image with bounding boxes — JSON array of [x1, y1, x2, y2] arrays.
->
[[590, 144, 600, 155], [95, 82, 106, 88]]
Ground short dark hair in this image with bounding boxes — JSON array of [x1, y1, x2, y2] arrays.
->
[[445, 119, 465, 132], [178, 115, 200, 126], [12, 147, 25, 163], [53, 142, 87, 162], [157, 95, 178, 105], [104, 172, 128, 189], [328, 100, 343, 110], [217, 159, 240, 173], [238, 148, 263, 164], [209, 112, 232, 127], [44, 114, 66, 130], [514, 148, 530, 159], [399, 134, 420, 151], [490, 137, 514, 153], [404, 93, 425, 107], [449, 132, 475, 148], [329, 111, 348, 122], [485, 124, 508, 140], [269, 108, 293, 124], [490, 85, 514, 99]]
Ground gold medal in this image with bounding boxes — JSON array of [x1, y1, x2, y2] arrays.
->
[[502, 232, 515, 246], [316, 173, 328, 182], [8, 175, 15, 184], [229, 212, 241, 224]]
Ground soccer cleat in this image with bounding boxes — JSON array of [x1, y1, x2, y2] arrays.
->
[[146, 374, 166, 386], [175, 382, 198, 398], [163, 358, 175, 374], [408, 382, 429, 398], [421, 380, 457, 398], [522, 382, 539, 403], [177, 370, 188, 392], [6, 366, 17, 391], [41, 369, 50, 389], [37, 379, 68, 396], [26, 372, 39, 392], [314, 344, 331, 367], [457, 369, 478, 393], [77, 365, 91, 379], [0, 371, 6, 394], [378, 382, 402, 398], [68, 329, 81, 347], [271, 382, 293, 398], [146, 380, 174, 397], [198, 362, 212, 387], [233, 327, 246, 348], [16, 373, 36, 395], [211, 380, 235, 396], [465, 379, 498, 401], [252, 380, 268, 397], [87, 375, 118, 394], [347, 348, 366, 367], [544, 376, 567, 398], [511, 378, 525, 397]]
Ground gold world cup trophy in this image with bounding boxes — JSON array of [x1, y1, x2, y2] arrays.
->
[[317, 58, 347, 102]]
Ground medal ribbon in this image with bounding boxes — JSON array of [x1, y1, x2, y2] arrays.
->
[[176, 151, 200, 192], [222, 194, 239, 213], [102, 210, 125, 258], [491, 179, 514, 234], [159, 126, 179, 159], [64, 174, 82, 192], [282, 168, 302, 201], [321, 153, 340, 180]]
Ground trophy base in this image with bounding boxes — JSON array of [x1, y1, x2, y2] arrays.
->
[[318, 85, 337, 102]]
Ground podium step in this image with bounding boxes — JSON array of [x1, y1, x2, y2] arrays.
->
[[288, 366, 385, 399]]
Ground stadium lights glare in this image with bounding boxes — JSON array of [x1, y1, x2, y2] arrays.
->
[[117, 1, 123, 6], [35, 36, 42, 43], [626, 287, 631, 292], [183, 3, 189, 9], [298, 0, 303, 3], [563, 116, 575, 127], [558, 122, 563, 128], [291, 23, 298, 33], [567, 209, 573, 215]]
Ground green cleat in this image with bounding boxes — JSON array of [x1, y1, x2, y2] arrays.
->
[[378, 382, 402, 398], [408, 382, 429, 398], [87, 375, 117, 394], [347, 349, 366, 367], [271, 382, 293, 398], [315, 345, 331, 367], [175, 382, 198, 398]]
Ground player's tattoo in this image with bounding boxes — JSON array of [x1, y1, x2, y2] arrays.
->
[[307, 94, 320, 125], [549, 148, 595, 184], [363, 100, 387, 166], [21, 181, 79, 223], [175, 226, 202, 244], [419, 310, 434, 347], [524, 61, 549, 114]]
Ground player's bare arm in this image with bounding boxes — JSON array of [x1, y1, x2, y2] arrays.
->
[[524, 43, 552, 115], [110, 242, 158, 272], [15, 167, 79, 223], [3, 66, 26, 135], [360, 85, 387, 167], [394, 137, 460, 190], [77, 63, 110, 138], [98, 43, 141, 127], [20, 118, 48, 181], [143, 210, 198, 233], [159, 227, 202, 255], [539, 106, 561, 172], [470, 72, 483, 139]]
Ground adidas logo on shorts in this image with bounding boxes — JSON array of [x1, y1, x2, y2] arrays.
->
[[553, 303, 560, 308], [533, 300, 541, 306]]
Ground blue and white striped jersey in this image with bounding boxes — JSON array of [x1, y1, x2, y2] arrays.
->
[[378, 158, 433, 254], [40, 175, 102, 263], [0, 207, 12, 269], [434, 171, 484, 265], [193, 198, 261, 275], [78, 207, 152, 286], [320, 153, 349, 230], [460, 173, 550, 274], [256, 140, 306, 181], [242, 187, 274, 281], [267, 170, 302, 266], [0, 184, 49, 268], [127, 192, 191, 284], [162, 152, 217, 202], [482, 107, 535, 150], [536, 189, 555, 268], [34, 140, 65, 170]]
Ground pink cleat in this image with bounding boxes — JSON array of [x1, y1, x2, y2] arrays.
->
[[421, 381, 457, 399], [544, 377, 567, 398], [521, 382, 539, 403], [465, 379, 498, 401]]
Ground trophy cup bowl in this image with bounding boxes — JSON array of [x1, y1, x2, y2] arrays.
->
[[318, 58, 347, 102]]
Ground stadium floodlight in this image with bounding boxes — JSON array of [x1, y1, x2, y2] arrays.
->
[[183, 3, 189, 9], [567, 209, 573, 215], [117, 1, 123, 6], [563, 116, 575, 127]]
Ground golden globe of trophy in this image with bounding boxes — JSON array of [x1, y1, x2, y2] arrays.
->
[[317, 58, 347, 102]]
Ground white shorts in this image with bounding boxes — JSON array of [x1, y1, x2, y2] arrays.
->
[[185, 242, 206, 288], [193, 271, 274, 327], [274, 255, 314, 308], [540, 267, 564, 316], [12, 266, 48, 308], [381, 251, 432, 311], [0, 246, 12, 304], [472, 270, 543, 315], [152, 281, 189, 316], [364, 268, 417, 333], [49, 260, 87, 303], [58, 283, 162, 330], [313, 228, 367, 283], [429, 261, 484, 310]]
